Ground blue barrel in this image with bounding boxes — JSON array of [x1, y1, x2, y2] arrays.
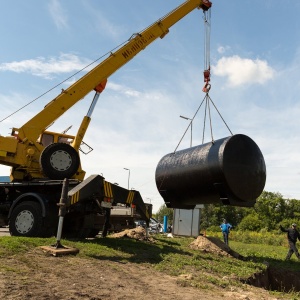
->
[[163, 215, 168, 233], [155, 134, 266, 208]]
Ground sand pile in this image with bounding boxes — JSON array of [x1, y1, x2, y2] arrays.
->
[[109, 226, 153, 241], [190, 235, 243, 259]]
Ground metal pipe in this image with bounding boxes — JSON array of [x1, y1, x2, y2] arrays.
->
[[87, 92, 100, 118], [53, 178, 69, 248]]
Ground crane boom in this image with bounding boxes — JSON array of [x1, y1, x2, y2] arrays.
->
[[17, 0, 211, 141], [0, 0, 211, 181]]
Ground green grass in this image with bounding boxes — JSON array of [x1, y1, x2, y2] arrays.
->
[[207, 230, 300, 272], [208, 230, 288, 246], [0, 233, 299, 298]]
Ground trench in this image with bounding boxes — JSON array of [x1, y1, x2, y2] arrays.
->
[[244, 265, 300, 293]]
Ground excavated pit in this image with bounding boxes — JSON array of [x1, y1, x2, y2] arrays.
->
[[190, 236, 300, 293], [245, 266, 300, 293], [109, 230, 300, 293]]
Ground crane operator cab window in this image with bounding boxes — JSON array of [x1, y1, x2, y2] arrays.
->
[[58, 136, 72, 144], [40, 133, 54, 147], [39, 132, 74, 147]]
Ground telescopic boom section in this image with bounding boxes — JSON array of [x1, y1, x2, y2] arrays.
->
[[71, 79, 107, 151], [16, 0, 211, 142]]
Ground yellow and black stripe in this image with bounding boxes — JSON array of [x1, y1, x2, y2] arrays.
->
[[126, 190, 135, 205], [103, 181, 113, 198], [70, 191, 80, 205], [145, 209, 150, 219]]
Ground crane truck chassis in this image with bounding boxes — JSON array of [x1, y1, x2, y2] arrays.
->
[[0, 174, 152, 238]]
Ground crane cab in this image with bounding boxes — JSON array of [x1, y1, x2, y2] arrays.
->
[[39, 131, 74, 147]]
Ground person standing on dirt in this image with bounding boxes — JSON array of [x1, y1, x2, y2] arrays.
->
[[280, 223, 300, 260], [220, 219, 232, 245]]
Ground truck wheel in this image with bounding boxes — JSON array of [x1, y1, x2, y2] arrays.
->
[[40, 143, 80, 179], [9, 201, 44, 237]]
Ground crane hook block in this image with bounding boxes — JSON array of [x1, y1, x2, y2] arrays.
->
[[203, 69, 210, 82], [202, 69, 211, 92], [94, 79, 108, 93], [201, 0, 212, 11], [202, 82, 211, 93]]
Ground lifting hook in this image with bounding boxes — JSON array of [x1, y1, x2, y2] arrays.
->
[[202, 68, 211, 93], [202, 82, 211, 93]]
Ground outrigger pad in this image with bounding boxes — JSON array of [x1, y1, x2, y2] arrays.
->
[[155, 134, 266, 208]]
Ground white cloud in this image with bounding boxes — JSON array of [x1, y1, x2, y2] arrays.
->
[[48, 0, 68, 30], [217, 45, 230, 54], [108, 82, 141, 97], [212, 55, 275, 87], [0, 53, 91, 79], [81, 2, 125, 41]]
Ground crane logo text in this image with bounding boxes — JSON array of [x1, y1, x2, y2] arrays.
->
[[122, 32, 155, 59]]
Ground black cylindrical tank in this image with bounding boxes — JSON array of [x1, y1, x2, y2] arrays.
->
[[155, 134, 266, 209]]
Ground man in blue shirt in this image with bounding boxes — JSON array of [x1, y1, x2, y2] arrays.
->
[[220, 219, 232, 245]]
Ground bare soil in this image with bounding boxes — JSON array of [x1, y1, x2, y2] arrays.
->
[[0, 228, 287, 300]]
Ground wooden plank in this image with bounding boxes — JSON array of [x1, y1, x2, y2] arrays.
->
[[40, 246, 79, 257]]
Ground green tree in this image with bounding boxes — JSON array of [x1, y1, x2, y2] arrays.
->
[[171, 190, 299, 233], [200, 204, 218, 229], [283, 199, 300, 220], [280, 218, 299, 229], [254, 191, 286, 230], [200, 204, 253, 229], [237, 213, 264, 231], [213, 205, 250, 228]]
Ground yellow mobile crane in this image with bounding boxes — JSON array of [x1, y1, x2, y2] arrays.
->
[[0, 0, 211, 238], [0, 0, 211, 182]]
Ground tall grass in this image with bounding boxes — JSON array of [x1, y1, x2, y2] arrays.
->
[[207, 229, 288, 247]]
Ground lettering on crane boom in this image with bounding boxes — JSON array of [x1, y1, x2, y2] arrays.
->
[[122, 32, 156, 59]]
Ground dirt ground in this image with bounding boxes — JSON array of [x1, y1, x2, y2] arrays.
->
[[0, 228, 285, 300]]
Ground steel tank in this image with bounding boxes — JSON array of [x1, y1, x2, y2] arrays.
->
[[155, 134, 266, 209]]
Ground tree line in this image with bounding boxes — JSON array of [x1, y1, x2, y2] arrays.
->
[[155, 191, 300, 231]]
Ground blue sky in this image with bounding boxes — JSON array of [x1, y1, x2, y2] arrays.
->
[[1, 0, 300, 212]]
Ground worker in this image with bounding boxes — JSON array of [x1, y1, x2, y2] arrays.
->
[[280, 223, 300, 260], [220, 219, 232, 245]]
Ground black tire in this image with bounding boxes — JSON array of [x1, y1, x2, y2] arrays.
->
[[40, 143, 80, 179], [9, 201, 44, 237]]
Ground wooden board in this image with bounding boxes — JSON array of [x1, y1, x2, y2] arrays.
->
[[40, 245, 79, 256]]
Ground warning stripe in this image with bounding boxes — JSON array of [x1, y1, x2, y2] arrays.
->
[[126, 191, 135, 204], [70, 191, 80, 205], [103, 181, 113, 198], [145, 209, 149, 219]]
